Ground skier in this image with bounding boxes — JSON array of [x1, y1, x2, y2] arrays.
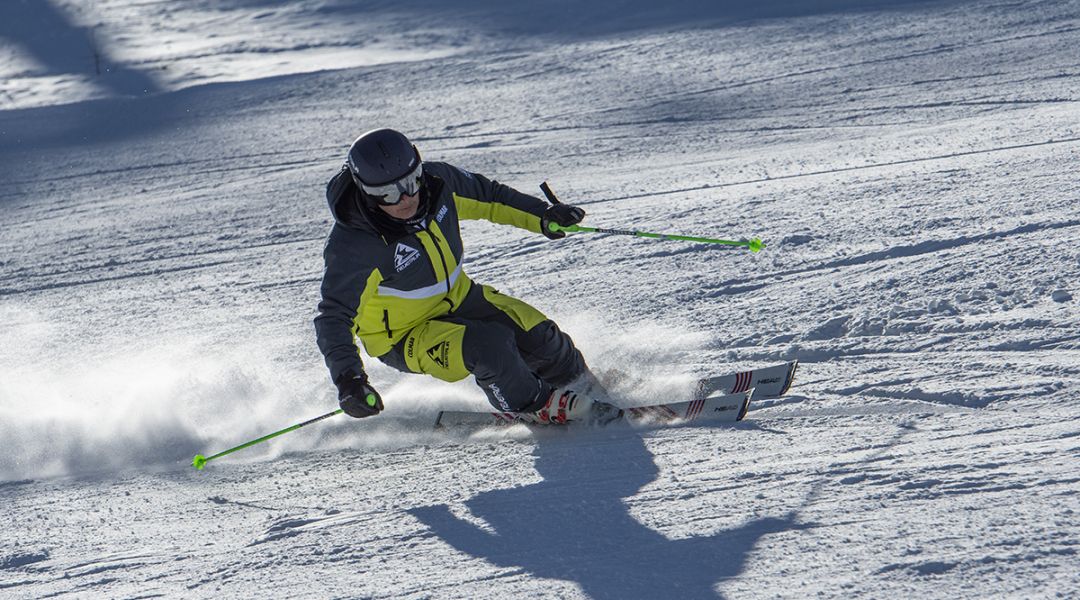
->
[[314, 128, 619, 425]]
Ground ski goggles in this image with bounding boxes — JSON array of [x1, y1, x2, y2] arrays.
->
[[358, 161, 424, 205]]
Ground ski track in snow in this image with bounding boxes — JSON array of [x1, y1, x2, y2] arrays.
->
[[2, 0, 1080, 598]]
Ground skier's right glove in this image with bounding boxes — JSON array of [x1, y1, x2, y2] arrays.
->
[[541, 204, 585, 240], [335, 370, 384, 418]]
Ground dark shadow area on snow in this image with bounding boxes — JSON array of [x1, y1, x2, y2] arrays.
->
[[0, 0, 169, 200], [0, 0, 161, 98], [408, 427, 804, 599], [0, 83, 206, 203], [0, 0, 965, 200], [409, 421, 918, 598], [214, 0, 961, 37]]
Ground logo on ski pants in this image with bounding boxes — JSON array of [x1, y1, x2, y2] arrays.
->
[[403, 321, 469, 381], [489, 384, 512, 412]]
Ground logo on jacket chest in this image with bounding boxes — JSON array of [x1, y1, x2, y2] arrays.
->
[[394, 243, 421, 272]]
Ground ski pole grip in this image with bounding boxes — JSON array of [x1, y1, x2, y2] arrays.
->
[[547, 222, 584, 234], [539, 181, 562, 205]]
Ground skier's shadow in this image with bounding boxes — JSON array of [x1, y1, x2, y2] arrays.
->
[[409, 429, 802, 599]]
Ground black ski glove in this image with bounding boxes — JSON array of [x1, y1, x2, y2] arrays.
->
[[541, 204, 585, 240], [335, 370, 384, 418]]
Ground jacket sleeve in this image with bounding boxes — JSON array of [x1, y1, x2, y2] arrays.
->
[[433, 162, 550, 234], [314, 227, 375, 383]]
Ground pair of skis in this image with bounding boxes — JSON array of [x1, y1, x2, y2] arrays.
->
[[434, 360, 798, 429]]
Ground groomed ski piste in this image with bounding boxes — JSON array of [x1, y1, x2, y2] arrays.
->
[[2, 1, 1079, 597]]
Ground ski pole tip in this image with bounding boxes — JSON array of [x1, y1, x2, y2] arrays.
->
[[748, 238, 765, 253], [192, 454, 207, 470]]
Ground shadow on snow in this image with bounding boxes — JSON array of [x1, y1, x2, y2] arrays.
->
[[409, 427, 800, 599], [409, 420, 917, 598], [0, 0, 161, 98]]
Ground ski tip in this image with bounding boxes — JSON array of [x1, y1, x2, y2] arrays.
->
[[736, 390, 752, 421], [779, 360, 799, 396]]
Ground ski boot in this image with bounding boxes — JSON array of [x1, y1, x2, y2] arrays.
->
[[526, 384, 623, 426]]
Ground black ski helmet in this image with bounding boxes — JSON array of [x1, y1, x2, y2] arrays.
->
[[346, 128, 421, 188]]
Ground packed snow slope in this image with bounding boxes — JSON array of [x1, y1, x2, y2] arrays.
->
[[2, 0, 1079, 597]]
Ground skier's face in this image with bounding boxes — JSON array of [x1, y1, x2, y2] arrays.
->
[[379, 190, 420, 220]]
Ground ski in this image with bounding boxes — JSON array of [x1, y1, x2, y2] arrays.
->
[[434, 389, 753, 429], [602, 359, 797, 402], [694, 359, 798, 400]]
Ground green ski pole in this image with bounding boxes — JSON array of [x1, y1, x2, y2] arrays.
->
[[192, 407, 352, 470], [540, 182, 766, 253], [546, 222, 765, 252]]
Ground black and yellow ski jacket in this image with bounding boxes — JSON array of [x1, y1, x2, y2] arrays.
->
[[314, 161, 551, 382]]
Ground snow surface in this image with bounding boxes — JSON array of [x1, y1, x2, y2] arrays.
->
[[2, 0, 1079, 597]]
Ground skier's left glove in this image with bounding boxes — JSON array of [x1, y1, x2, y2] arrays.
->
[[541, 204, 585, 240], [335, 370, 384, 418]]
